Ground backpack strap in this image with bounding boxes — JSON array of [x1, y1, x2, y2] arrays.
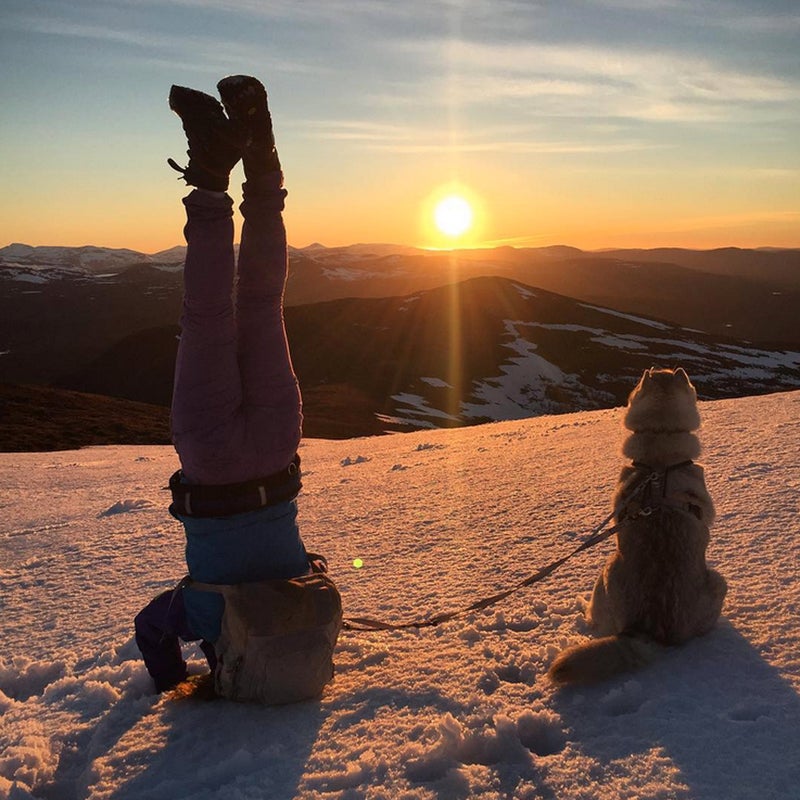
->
[[186, 579, 233, 597], [306, 552, 329, 574], [186, 552, 327, 596]]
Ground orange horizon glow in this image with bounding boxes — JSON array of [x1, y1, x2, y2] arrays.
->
[[2, 185, 798, 255], [4, 224, 799, 255], [3, 3, 798, 267]]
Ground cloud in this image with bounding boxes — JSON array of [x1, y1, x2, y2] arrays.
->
[[4, 10, 322, 76], [298, 118, 668, 156], [152, 0, 443, 25], [389, 36, 800, 123], [7, 15, 173, 49]]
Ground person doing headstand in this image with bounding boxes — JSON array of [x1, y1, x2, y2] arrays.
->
[[134, 76, 333, 696]]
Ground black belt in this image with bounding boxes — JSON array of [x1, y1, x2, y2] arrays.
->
[[168, 454, 302, 518]]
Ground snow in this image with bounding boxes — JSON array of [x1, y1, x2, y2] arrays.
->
[[378, 305, 800, 428], [522, 321, 651, 352], [578, 304, 671, 331], [0, 244, 185, 278], [461, 320, 614, 421], [420, 377, 452, 389], [397, 295, 421, 313], [320, 267, 384, 282], [2, 390, 800, 799], [512, 284, 538, 300], [8, 273, 49, 285], [379, 393, 460, 427]]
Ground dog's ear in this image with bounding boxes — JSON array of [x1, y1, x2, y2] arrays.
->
[[673, 367, 690, 385]]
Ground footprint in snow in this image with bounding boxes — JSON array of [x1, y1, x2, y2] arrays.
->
[[479, 662, 535, 695], [600, 680, 645, 717], [478, 670, 501, 695], [0, 659, 67, 702], [495, 664, 524, 684], [728, 462, 774, 482], [406, 710, 566, 783], [516, 710, 567, 756]]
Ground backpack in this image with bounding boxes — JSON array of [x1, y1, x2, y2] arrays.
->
[[190, 556, 342, 704]]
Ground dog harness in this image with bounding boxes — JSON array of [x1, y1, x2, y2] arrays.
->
[[624, 460, 703, 521]]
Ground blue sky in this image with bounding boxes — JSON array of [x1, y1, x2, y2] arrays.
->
[[1, 0, 798, 251]]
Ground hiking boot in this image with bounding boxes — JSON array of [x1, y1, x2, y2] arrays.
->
[[216, 75, 281, 180], [167, 85, 242, 191]]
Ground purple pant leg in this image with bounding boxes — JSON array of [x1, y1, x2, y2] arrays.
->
[[170, 190, 243, 484], [170, 180, 301, 485], [236, 174, 302, 475]]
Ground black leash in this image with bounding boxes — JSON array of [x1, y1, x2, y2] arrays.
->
[[342, 520, 622, 632], [341, 472, 661, 633]]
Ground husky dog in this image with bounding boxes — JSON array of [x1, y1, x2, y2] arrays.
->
[[549, 367, 727, 685]]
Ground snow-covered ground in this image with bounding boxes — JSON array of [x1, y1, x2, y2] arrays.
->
[[2, 391, 799, 800]]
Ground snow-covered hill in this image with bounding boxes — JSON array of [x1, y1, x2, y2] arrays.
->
[[3, 241, 799, 347], [0, 243, 184, 277], [2, 390, 799, 799]]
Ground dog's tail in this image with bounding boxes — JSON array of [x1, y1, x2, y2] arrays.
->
[[548, 634, 663, 685]]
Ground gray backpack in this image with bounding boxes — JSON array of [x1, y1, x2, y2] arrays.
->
[[191, 558, 342, 704]]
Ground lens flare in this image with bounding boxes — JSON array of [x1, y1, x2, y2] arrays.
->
[[353, 558, 364, 569]]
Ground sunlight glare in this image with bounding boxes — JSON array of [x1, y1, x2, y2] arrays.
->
[[434, 195, 474, 238]]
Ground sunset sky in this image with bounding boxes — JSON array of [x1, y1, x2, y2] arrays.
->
[[1, 0, 798, 252]]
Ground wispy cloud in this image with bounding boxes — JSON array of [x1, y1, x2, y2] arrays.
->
[[391, 37, 800, 124], [4, 11, 321, 75], [297, 119, 668, 155], [147, 0, 443, 25], [8, 15, 174, 49], [477, 233, 566, 248]]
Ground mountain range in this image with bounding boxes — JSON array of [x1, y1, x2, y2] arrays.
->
[[2, 242, 799, 449]]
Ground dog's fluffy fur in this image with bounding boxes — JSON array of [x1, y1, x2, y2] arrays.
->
[[549, 367, 727, 685]]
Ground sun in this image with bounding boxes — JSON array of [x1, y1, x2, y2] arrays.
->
[[434, 194, 474, 238], [420, 184, 484, 247]]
